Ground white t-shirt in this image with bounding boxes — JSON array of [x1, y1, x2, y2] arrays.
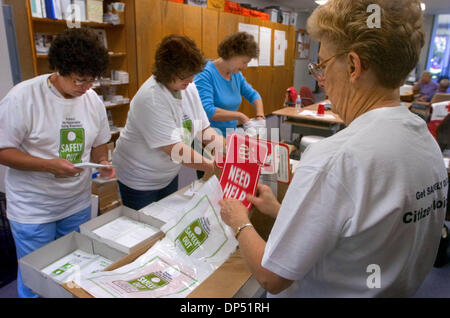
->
[[0, 74, 111, 224], [262, 106, 448, 297], [113, 76, 209, 190]]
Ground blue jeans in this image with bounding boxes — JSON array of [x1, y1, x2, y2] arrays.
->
[[9, 206, 92, 298], [118, 176, 179, 211]]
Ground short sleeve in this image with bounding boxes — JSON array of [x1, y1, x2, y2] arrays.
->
[[133, 94, 182, 149], [91, 95, 112, 148], [0, 93, 29, 149], [261, 166, 355, 281]]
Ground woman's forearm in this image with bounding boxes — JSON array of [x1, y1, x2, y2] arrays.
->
[[211, 108, 246, 122]]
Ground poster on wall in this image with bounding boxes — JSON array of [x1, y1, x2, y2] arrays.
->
[[274, 30, 287, 66], [259, 27, 272, 66], [238, 23, 259, 67]]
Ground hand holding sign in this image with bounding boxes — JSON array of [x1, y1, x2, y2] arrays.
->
[[219, 133, 268, 209]]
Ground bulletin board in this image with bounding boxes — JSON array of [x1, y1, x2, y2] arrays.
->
[[134, 0, 296, 117]]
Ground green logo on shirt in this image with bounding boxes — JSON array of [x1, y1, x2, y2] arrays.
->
[[59, 128, 85, 163], [176, 218, 208, 255], [182, 119, 193, 145]]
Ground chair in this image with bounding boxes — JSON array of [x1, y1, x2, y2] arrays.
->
[[299, 86, 315, 106], [430, 93, 450, 104]]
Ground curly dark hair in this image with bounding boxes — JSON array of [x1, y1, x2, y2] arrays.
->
[[218, 32, 259, 60], [153, 35, 206, 85], [48, 27, 109, 78]]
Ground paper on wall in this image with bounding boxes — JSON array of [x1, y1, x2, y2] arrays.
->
[[238, 23, 259, 67], [259, 27, 272, 66], [274, 30, 286, 66]]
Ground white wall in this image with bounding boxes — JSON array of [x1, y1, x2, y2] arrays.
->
[[417, 14, 434, 78], [293, 11, 319, 93]]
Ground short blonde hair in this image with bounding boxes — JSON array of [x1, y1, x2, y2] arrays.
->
[[307, 0, 425, 89]]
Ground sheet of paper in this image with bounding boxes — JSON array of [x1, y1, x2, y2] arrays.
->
[[274, 30, 286, 66], [238, 23, 259, 67], [93, 216, 160, 248], [300, 110, 336, 120], [41, 249, 113, 283], [259, 27, 272, 66], [140, 193, 191, 224], [74, 162, 113, 169]]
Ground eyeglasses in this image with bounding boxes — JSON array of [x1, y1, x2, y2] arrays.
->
[[71, 76, 97, 87], [308, 52, 346, 81]]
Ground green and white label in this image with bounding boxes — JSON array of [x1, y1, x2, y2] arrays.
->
[[176, 218, 209, 256], [126, 273, 168, 291], [59, 128, 85, 163], [52, 262, 73, 276]]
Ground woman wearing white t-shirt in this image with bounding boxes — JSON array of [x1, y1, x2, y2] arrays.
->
[[113, 35, 224, 210], [0, 28, 115, 297], [219, 0, 448, 297]]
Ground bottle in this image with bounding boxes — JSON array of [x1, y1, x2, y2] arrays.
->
[[295, 96, 302, 113]]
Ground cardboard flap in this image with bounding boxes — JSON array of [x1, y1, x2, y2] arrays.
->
[[187, 249, 252, 298]]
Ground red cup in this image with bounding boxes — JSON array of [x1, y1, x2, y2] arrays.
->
[[317, 104, 325, 116]]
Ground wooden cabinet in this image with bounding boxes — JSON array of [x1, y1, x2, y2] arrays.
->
[[24, 0, 137, 143]]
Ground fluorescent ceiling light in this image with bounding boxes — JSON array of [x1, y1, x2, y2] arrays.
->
[[315, 0, 328, 5], [420, 2, 426, 11]]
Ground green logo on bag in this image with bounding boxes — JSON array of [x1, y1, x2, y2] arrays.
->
[[59, 128, 85, 163], [52, 262, 73, 276], [127, 273, 168, 291], [177, 218, 208, 255]]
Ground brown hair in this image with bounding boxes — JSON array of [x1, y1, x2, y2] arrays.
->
[[153, 34, 206, 85], [307, 0, 425, 89], [218, 32, 259, 60]]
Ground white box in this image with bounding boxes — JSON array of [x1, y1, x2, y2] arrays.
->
[[281, 11, 290, 25], [91, 194, 99, 219], [80, 205, 164, 254], [19, 231, 126, 298], [265, 8, 278, 23]]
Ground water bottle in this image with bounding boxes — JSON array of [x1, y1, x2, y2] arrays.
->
[[295, 96, 302, 112]]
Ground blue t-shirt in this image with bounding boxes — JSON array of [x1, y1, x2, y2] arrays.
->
[[194, 60, 261, 136]]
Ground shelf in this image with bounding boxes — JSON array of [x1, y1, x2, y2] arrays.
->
[[31, 17, 124, 28], [36, 52, 126, 59]]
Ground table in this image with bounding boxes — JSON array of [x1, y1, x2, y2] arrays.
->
[[272, 101, 345, 138]]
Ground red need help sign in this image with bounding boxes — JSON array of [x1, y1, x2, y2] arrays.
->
[[219, 133, 268, 209]]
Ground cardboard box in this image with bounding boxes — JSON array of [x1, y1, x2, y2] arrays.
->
[[99, 199, 121, 215], [80, 205, 165, 254], [19, 232, 127, 298], [62, 238, 264, 298], [91, 178, 120, 210]]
